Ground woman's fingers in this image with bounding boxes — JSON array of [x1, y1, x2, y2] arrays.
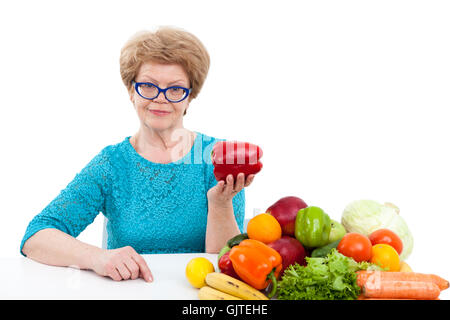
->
[[116, 262, 131, 280], [108, 267, 122, 281], [114, 257, 152, 282], [221, 173, 252, 196], [234, 173, 245, 192], [218, 180, 225, 192], [123, 257, 140, 280], [223, 174, 234, 194], [132, 253, 153, 282], [244, 174, 255, 187], [100, 246, 153, 282], [209, 173, 254, 203]]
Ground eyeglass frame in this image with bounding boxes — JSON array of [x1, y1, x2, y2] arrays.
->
[[132, 81, 192, 103]]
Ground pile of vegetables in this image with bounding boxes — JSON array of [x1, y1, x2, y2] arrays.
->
[[212, 196, 449, 300], [342, 200, 414, 260], [277, 249, 379, 300], [206, 141, 446, 300]]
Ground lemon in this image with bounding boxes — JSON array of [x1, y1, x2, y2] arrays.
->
[[185, 257, 215, 288], [399, 261, 413, 272]]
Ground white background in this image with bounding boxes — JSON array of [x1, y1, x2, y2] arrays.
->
[[1, 0, 449, 298]]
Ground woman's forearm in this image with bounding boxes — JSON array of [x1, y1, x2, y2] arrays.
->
[[21, 228, 102, 270], [205, 202, 241, 253]]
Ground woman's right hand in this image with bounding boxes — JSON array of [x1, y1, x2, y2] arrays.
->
[[91, 246, 153, 282]]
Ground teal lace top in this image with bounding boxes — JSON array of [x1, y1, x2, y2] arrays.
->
[[20, 132, 245, 255]]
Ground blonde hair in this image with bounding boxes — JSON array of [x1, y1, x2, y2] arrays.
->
[[120, 26, 210, 102]]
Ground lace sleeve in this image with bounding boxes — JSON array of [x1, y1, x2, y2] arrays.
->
[[20, 148, 111, 256], [232, 188, 245, 233]]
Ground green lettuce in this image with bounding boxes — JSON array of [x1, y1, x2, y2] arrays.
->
[[276, 249, 380, 300]]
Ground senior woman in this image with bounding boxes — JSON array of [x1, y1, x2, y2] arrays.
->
[[20, 26, 254, 283]]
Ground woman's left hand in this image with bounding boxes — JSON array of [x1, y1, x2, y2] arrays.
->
[[207, 173, 254, 207]]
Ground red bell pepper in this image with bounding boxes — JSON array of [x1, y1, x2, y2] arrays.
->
[[218, 251, 241, 280], [211, 141, 263, 181]]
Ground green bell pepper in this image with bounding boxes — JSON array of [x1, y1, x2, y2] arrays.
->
[[295, 206, 332, 248]]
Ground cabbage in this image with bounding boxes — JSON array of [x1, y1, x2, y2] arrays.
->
[[341, 200, 414, 260]]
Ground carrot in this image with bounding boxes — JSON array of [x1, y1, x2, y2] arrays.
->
[[362, 280, 440, 300], [357, 271, 449, 291], [357, 294, 440, 300]]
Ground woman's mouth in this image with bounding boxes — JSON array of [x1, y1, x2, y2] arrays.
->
[[148, 109, 171, 116]]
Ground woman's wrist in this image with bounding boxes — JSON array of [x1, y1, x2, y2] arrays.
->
[[208, 198, 234, 211], [206, 200, 240, 253], [79, 244, 104, 271]]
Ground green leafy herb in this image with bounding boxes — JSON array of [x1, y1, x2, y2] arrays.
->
[[276, 249, 380, 300]]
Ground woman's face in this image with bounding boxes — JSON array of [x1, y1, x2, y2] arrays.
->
[[130, 61, 190, 132]]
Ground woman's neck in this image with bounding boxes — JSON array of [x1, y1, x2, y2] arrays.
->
[[130, 127, 196, 163], [132, 127, 187, 151]]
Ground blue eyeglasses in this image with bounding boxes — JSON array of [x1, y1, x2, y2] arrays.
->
[[132, 81, 191, 103]]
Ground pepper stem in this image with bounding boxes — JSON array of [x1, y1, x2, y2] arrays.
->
[[266, 270, 278, 299]]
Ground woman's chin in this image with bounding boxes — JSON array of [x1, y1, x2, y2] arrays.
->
[[143, 119, 172, 131]]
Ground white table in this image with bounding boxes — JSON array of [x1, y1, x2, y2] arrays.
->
[[0, 253, 217, 300], [2, 254, 448, 300]]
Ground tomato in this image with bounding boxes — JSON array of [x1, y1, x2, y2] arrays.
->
[[368, 229, 403, 255], [370, 244, 400, 271], [337, 232, 372, 262]]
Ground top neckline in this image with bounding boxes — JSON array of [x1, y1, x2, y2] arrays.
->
[[125, 131, 201, 166]]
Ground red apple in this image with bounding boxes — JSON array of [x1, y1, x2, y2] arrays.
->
[[266, 196, 308, 236], [268, 236, 307, 275]]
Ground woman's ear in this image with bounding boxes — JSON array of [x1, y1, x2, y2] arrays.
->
[[129, 90, 135, 105]]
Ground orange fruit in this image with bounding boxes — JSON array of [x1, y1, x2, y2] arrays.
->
[[370, 244, 401, 271], [247, 213, 282, 244]]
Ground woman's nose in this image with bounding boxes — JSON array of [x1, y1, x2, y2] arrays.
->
[[153, 91, 168, 103]]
